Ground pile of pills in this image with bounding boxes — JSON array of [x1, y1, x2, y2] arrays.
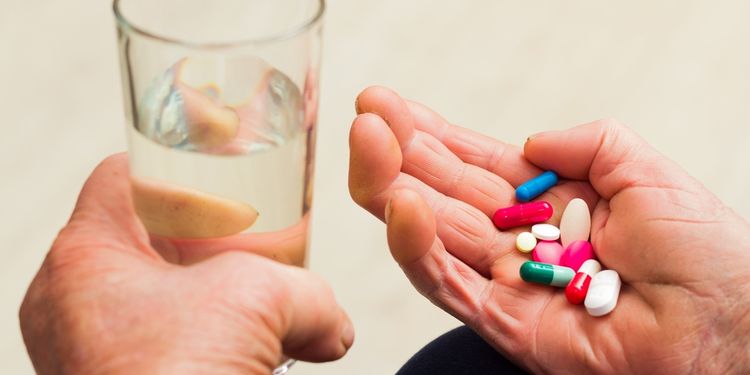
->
[[492, 171, 621, 317]]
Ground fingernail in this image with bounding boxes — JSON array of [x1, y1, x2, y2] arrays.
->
[[341, 319, 355, 348], [526, 132, 543, 143], [527, 130, 559, 143]]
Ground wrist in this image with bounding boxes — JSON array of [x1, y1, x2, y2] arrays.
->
[[67, 317, 283, 375], [83, 343, 278, 375], [692, 276, 750, 374], [725, 314, 750, 374]]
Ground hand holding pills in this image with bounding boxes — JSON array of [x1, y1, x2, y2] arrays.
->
[[506, 175, 618, 317], [350, 86, 750, 374]]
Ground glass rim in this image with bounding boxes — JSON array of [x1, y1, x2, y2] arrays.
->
[[113, 0, 325, 48]]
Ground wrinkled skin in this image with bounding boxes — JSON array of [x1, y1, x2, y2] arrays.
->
[[348, 86, 750, 374], [20, 154, 353, 375]]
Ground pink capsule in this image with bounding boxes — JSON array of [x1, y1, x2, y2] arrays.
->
[[492, 201, 553, 230], [560, 240, 595, 271]]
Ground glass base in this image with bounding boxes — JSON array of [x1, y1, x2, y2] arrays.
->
[[272, 359, 297, 375]]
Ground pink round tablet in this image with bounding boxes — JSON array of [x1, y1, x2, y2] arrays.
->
[[532, 241, 565, 265], [560, 240, 595, 271]]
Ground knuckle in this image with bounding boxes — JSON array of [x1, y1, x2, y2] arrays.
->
[[595, 118, 625, 131], [431, 194, 451, 219], [99, 153, 127, 167], [89, 153, 128, 181], [214, 252, 290, 299], [18, 282, 39, 332], [487, 144, 508, 171], [595, 118, 638, 144], [44, 228, 97, 278], [445, 163, 467, 196], [204, 253, 291, 329]]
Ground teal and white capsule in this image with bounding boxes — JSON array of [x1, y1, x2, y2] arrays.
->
[[516, 171, 558, 202], [519, 261, 575, 287]]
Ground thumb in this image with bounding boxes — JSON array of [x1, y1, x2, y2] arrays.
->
[[386, 189, 437, 267], [199, 252, 354, 363], [54, 153, 155, 258], [523, 119, 699, 199], [278, 265, 355, 362]]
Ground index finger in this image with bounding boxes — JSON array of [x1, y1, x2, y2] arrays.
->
[[406, 100, 543, 187], [404, 98, 600, 224]]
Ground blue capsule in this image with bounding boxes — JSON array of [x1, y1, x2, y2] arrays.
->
[[516, 171, 558, 202]]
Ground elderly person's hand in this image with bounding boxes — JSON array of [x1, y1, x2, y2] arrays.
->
[[349, 86, 750, 374], [20, 154, 353, 374]]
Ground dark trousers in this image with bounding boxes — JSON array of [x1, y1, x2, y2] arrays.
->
[[397, 326, 529, 375]]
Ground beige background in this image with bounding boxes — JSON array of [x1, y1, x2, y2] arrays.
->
[[2, 0, 750, 374]]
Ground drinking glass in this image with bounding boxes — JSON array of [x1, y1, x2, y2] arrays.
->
[[113, 0, 324, 268]]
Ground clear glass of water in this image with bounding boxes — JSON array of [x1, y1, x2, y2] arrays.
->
[[113, 0, 324, 267]]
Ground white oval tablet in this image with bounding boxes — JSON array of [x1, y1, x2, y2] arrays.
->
[[584, 270, 621, 317], [531, 224, 560, 241], [515, 232, 537, 253], [560, 198, 591, 248]]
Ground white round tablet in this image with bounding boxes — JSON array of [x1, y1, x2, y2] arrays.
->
[[515, 232, 537, 253], [531, 223, 560, 241]]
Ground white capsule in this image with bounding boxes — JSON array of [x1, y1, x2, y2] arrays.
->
[[531, 223, 560, 241], [584, 270, 621, 317], [515, 232, 537, 253]]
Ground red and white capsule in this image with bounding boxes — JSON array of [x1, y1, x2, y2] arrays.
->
[[565, 259, 601, 305]]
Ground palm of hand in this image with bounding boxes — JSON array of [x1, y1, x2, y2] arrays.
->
[[349, 87, 750, 374]]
